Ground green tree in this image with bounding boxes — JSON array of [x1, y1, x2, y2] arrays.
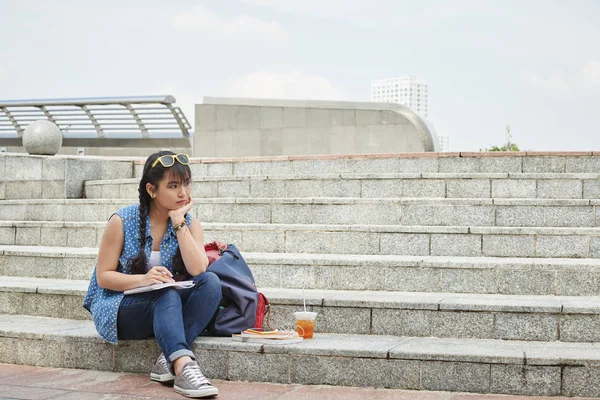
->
[[485, 125, 520, 151]]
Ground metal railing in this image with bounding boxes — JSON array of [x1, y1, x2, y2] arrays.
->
[[0, 95, 192, 147]]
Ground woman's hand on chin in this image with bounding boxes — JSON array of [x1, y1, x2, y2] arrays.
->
[[169, 198, 193, 224]]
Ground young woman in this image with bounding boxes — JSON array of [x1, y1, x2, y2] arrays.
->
[[83, 151, 222, 398]]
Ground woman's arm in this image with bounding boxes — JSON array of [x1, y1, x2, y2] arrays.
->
[[169, 201, 209, 276], [175, 216, 210, 276], [96, 215, 174, 291]]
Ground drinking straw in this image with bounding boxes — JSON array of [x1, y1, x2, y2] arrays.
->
[[302, 272, 307, 313], [303, 287, 307, 313]]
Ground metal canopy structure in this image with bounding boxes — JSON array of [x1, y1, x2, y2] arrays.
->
[[0, 95, 192, 147]]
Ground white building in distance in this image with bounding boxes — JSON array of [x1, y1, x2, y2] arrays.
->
[[439, 134, 450, 152], [371, 77, 428, 117]]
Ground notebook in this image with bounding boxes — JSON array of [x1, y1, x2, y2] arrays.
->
[[232, 328, 303, 344], [124, 280, 194, 295]]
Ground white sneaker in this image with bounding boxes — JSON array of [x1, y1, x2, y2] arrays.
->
[[174, 361, 219, 398]]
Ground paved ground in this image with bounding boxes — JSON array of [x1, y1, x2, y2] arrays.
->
[[0, 363, 597, 400]]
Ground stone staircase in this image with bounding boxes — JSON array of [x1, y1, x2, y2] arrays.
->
[[3, 152, 600, 397]]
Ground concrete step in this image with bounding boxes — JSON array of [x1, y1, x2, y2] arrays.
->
[[3, 153, 600, 200], [85, 172, 600, 200], [0, 154, 134, 200], [3, 276, 600, 342], [0, 197, 598, 227], [2, 221, 600, 259], [128, 153, 600, 178], [2, 245, 600, 296], [2, 314, 600, 396]]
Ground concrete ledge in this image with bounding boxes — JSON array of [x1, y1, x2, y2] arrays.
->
[[0, 220, 596, 234], [0, 197, 597, 228], [4, 246, 600, 295], [119, 152, 600, 177], [89, 172, 600, 183], [127, 152, 600, 164], [0, 196, 597, 206], [5, 243, 600, 265], [4, 278, 600, 341], [2, 314, 600, 396], [84, 172, 600, 201], [3, 152, 598, 180], [0, 153, 134, 199], [3, 152, 600, 184]]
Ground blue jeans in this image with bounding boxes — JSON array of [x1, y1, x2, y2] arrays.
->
[[117, 271, 221, 364]]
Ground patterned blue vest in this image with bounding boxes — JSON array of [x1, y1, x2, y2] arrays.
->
[[83, 204, 191, 344]]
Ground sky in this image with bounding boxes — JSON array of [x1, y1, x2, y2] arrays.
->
[[1, 0, 599, 151]]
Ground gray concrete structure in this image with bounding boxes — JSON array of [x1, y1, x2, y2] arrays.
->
[[7, 151, 600, 396], [194, 97, 437, 157]]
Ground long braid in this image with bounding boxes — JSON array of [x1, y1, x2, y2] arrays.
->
[[129, 174, 152, 274], [172, 247, 189, 281]]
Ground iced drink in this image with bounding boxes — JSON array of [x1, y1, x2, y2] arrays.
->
[[294, 311, 318, 339]]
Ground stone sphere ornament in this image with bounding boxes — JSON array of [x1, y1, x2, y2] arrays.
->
[[22, 120, 63, 155]]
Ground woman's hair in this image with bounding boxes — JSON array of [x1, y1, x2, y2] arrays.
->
[[128, 151, 192, 278]]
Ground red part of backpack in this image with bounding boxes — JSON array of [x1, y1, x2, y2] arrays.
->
[[254, 292, 272, 330], [204, 241, 228, 265]]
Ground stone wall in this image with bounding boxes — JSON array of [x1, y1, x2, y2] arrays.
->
[[194, 97, 437, 157], [0, 153, 135, 199]]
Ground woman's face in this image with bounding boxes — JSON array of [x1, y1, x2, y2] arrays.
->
[[151, 172, 191, 211]]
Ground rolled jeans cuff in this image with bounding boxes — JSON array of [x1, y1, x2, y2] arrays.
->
[[168, 349, 195, 363]]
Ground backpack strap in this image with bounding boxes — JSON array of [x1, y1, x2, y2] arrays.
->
[[264, 295, 273, 331], [254, 293, 274, 331]]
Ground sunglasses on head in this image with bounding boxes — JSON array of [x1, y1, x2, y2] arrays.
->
[[151, 153, 190, 168]]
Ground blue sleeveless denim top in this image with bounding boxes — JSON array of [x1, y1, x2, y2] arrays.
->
[[83, 204, 192, 344]]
